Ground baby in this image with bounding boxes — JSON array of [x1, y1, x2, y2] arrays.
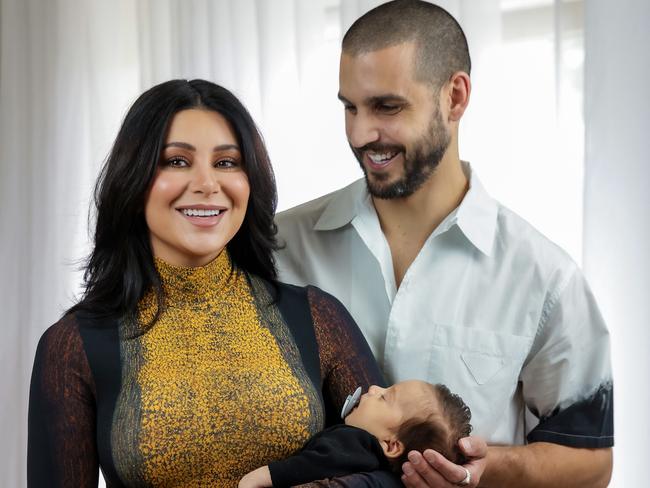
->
[[239, 380, 472, 487]]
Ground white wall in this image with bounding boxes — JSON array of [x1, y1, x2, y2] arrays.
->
[[583, 1, 650, 486]]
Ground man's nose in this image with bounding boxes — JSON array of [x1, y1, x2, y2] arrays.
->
[[347, 114, 380, 149]]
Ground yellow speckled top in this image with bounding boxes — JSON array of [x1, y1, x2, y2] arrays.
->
[[112, 251, 322, 486], [28, 251, 384, 487]]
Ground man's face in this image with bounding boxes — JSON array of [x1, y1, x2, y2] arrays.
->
[[339, 42, 450, 199]]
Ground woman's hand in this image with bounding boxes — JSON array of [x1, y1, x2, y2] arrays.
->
[[239, 465, 273, 488], [401, 436, 488, 488]]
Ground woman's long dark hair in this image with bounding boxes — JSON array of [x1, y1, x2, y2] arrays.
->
[[68, 79, 278, 322]]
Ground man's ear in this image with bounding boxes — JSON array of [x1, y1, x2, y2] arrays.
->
[[380, 437, 405, 460], [444, 71, 471, 122]]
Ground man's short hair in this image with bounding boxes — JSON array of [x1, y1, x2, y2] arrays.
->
[[342, 0, 471, 89], [389, 383, 472, 472]]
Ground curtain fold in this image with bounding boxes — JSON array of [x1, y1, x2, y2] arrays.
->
[[584, 1, 650, 486]]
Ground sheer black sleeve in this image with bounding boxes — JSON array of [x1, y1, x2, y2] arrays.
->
[[307, 286, 386, 420], [28, 314, 99, 487], [300, 288, 400, 488]]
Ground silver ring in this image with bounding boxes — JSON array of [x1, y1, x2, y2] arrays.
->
[[456, 467, 471, 486]]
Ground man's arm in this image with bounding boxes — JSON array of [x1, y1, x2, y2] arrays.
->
[[401, 442, 612, 488], [482, 443, 612, 487]]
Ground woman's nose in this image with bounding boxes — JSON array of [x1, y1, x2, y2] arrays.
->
[[191, 164, 220, 194], [368, 385, 384, 395]]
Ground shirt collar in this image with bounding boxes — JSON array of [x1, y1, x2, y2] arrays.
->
[[312, 163, 498, 256], [455, 162, 499, 256], [313, 178, 367, 231]]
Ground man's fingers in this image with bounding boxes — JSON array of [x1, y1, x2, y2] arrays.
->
[[402, 447, 488, 488], [420, 450, 469, 485], [458, 436, 488, 458], [401, 467, 432, 488], [402, 450, 453, 488]]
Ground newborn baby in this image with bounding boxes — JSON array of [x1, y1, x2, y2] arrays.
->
[[239, 380, 472, 487]]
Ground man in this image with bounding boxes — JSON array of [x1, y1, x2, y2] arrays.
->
[[275, 1, 613, 487]]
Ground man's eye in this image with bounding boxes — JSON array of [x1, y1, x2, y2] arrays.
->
[[344, 105, 357, 115], [378, 104, 401, 115]]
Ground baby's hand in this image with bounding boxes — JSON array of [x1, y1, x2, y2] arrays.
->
[[239, 465, 272, 488]]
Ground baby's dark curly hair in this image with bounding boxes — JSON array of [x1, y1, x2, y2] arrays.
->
[[389, 383, 472, 472]]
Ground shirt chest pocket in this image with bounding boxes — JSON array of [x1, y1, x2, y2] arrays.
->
[[425, 324, 533, 437]]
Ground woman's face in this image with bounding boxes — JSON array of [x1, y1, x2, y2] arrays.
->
[[145, 108, 250, 267]]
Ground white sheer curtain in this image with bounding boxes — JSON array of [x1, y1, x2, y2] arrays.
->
[[584, 1, 650, 486], [3, 1, 637, 487]]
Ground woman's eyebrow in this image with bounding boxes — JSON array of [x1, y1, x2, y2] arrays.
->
[[162, 142, 240, 152], [163, 142, 195, 151], [213, 144, 240, 152]]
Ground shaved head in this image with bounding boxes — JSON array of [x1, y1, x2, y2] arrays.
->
[[342, 0, 471, 90]]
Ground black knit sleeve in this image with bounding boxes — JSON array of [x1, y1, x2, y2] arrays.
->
[[28, 314, 99, 488], [307, 286, 386, 420], [268, 426, 388, 486]]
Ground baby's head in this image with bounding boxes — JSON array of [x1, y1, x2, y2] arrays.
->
[[344, 380, 472, 470]]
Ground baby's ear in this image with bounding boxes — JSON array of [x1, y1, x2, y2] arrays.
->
[[380, 437, 405, 459]]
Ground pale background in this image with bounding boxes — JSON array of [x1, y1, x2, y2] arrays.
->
[[1, 0, 647, 486]]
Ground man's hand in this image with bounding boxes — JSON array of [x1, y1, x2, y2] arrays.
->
[[239, 465, 273, 488], [402, 438, 612, 488], [401, 436, 488, 488]]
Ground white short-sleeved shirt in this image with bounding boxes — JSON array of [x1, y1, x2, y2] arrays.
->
[[275, 164, 613, 447]]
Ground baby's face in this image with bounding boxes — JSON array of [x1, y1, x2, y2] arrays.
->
[[344, 380, 436, 441]]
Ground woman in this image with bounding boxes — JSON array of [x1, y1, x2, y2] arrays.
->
[[27, 79, 384, 487]]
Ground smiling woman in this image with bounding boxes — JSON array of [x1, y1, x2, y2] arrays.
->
[[147, 109, 250, 268], [26, 79, 386, 487]]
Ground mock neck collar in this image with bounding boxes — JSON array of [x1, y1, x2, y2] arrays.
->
[[153, 250, 235, 307]]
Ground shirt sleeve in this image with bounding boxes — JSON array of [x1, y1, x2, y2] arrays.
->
[[307, 286, 387, 415], [28, 314, 100, 487], [521, 269, 614, 447], [268, 426, 389, 487]]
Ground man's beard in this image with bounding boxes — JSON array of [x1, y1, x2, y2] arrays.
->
[[352, 109, 450, 200]]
